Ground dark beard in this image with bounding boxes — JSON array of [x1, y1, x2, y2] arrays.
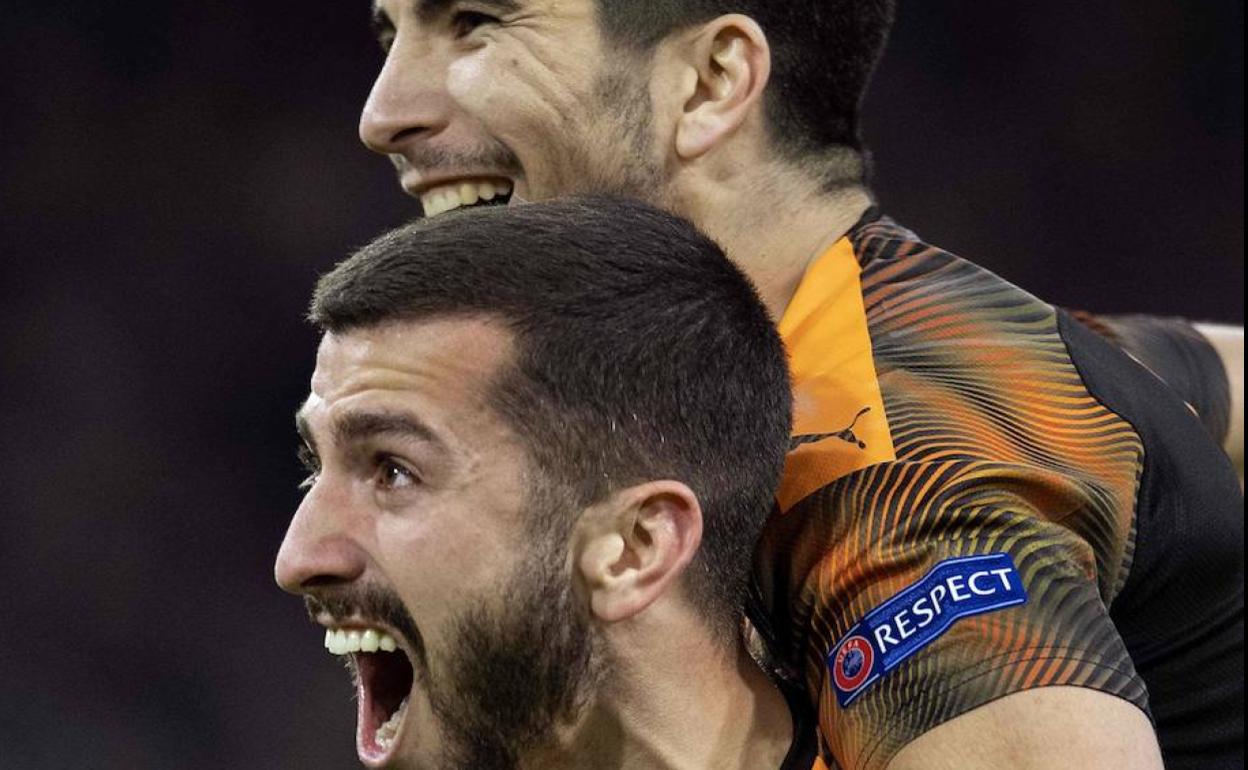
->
[[426, 538, 602, 770], [304, 481, 602, 770]]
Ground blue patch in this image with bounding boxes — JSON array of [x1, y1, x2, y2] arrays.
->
[[828, 553, 1027, 707]]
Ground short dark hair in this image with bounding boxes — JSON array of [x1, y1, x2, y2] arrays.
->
[[310, 197, 792, 641], [597, 0, 895, 186]]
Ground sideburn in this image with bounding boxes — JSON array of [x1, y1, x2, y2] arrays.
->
[[581, 56, 668, 199]]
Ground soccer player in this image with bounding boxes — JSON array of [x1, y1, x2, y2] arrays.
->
[[353, 2, 1244, 767], [358, 0, 1243, 471], [276, 198, 816, 769]]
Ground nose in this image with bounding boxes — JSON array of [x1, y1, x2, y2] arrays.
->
[[274, 482, 367, 595], [359, 34, 454, 157]]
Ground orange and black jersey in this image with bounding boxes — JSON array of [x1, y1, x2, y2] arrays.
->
[[749, 212, 1243, 770]]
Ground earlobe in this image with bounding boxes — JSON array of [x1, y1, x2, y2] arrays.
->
[[573, 482, 703, 624], [674, 15, 771, 160]]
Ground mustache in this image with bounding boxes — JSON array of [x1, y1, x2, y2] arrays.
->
[[389, 143, 523, 178], [304, 585, 428, 672]]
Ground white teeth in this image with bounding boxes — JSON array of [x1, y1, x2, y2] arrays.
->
[[422, 192, 441, 217], [375, 697, 409, 750], [420, 179, 514, 217], [327, 629, 344, 654], [434, 191, 454, 215], [323, 627, 400, 656]]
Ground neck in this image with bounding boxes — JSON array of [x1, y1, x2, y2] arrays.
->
[[674, 159, 873, 321], [531, 616, 796, 770]]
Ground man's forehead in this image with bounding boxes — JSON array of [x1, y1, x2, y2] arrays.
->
[[317, 315, 511, 357], [296, 318, 517, 445], [306, 317, 515, 410]]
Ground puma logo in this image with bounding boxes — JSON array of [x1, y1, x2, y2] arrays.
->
[[790, 406, 872, 451]]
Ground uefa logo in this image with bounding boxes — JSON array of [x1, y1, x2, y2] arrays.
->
[[832, 635, 874, 693]]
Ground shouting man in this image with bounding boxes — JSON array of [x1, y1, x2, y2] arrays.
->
[[277, 198, 814, 769]]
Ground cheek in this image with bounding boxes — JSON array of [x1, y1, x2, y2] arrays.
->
[[378, 519, 454, 623], [379, 511, 507, 623], [447, 46, 585, 145], [446, 48, 541, 123], [446, 50, 489, 106], [447, 51, 537, 143]]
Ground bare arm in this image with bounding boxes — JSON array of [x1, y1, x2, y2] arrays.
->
[[888, 687, 1163, 770], [1194, 322, 1244, 478]]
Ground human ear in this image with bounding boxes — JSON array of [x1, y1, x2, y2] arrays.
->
[[572, 481, 703, 623], [673, 15, 771, 160]]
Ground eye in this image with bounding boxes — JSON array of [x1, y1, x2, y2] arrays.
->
[[450, 10, 498, 38], [297, 445, 321, 490], [376, 454, 420, 490]]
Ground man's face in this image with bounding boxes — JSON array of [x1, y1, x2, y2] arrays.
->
[[361, 0, 666, 218], [275, 318, 599, 769]]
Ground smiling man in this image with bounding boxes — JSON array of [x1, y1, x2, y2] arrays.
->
[[351, 1, 1243, 768], [276, 198, 814, 769], [359, 0, 1243, 464]]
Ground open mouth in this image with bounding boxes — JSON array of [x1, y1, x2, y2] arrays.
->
[[420, 177, 515, 218], [325, 627, 417, 767]]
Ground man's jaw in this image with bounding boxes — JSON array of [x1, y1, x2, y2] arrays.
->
[[323, 621, 419, 768]]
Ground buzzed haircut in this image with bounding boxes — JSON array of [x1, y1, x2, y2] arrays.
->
[[310, 197, 793, 641], [598, 0, 895, 186]]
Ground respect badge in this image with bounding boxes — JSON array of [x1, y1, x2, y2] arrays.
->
[[828, 553, 1028, 707]]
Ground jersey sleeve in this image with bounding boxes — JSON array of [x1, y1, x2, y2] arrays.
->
[[750, 461, 1150, 770], [1069, 311, 1231, 444]]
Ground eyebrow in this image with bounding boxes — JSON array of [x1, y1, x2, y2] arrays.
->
[[371, 0, 523, 32], [296, 405, 446, 453]]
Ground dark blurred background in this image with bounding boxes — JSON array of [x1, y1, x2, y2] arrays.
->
[[0, 1, 1241, 767]]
